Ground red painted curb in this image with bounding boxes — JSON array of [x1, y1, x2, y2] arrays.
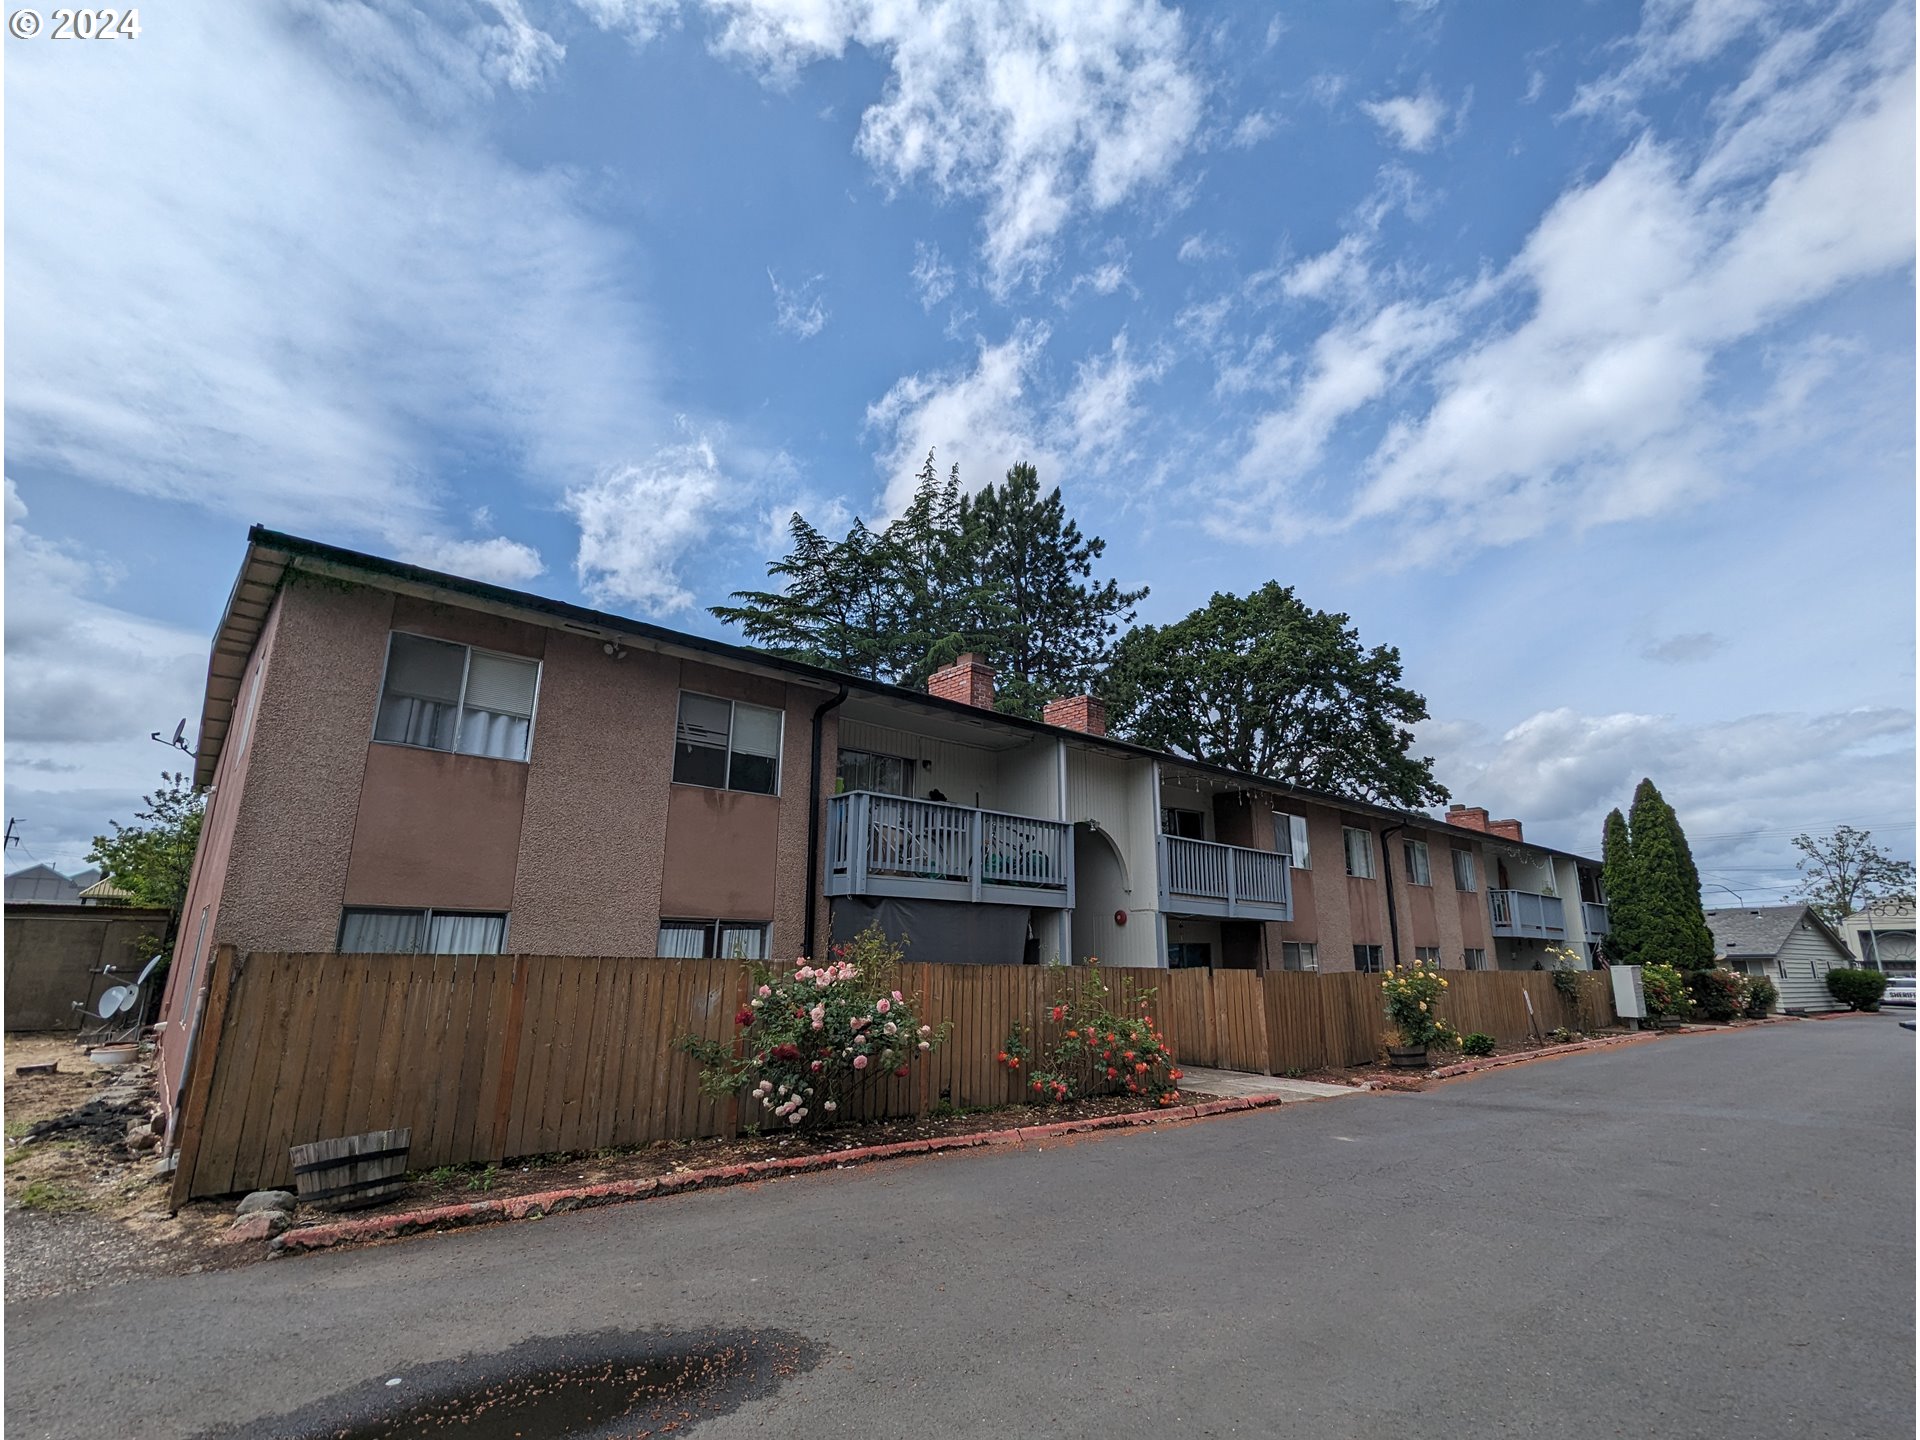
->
[[270, 1093, 1294, 1258]]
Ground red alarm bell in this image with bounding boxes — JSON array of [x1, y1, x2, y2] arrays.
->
[[1114, 909, 1128, 926]]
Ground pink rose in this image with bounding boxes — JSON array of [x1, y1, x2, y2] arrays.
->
[[876, 998, 891, 1014], [853, 1054, 869, 1070], [757, 984, 772, 998], [891, 990, 903, 1003]]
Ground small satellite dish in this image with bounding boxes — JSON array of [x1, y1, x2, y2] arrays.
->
[[96, 985, 137, 1020], [134, 954, 165, 987], [171, 719, 187, 747]]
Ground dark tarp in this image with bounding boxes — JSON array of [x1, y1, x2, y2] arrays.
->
[[829, 897, 1032, 966]]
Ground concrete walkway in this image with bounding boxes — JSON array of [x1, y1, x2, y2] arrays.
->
[[1174, 1064, 1360, 1101]]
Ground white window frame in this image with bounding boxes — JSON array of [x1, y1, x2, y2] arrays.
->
[[1452, 849, 1478, 893], [672, 691, 786, 796], [1343, 827, 1376, 880], [372, 631, 542, 763], [658, 919, 770, 959], [1274, 813, 1311, 870], [338, 906, 510, 954], [1281, 941, 1319, 972], [1404, 839, 1432, 887]]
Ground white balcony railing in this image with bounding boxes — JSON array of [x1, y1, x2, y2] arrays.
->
[[1158, 835, 1292, 921], [1489, 889, 1566, 939], [825, 792, 1072, 909]]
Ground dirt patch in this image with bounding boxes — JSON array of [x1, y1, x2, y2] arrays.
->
[[3, 1034, 247, 1302], [1293, 1027, 1642, 1092]]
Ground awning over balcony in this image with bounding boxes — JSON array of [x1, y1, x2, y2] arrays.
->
[[1158, 835, 1292, 922], [825, 792, 1073, 909]]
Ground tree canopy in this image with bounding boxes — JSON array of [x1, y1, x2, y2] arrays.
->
[[86, 773, 204, 916], [1789, 825, 1916, 927], [1099, 583, 1448, 809], [1599, 806, 1639, 965], [1613, 778, 1715, 971], [712, 455, 1146, 718]]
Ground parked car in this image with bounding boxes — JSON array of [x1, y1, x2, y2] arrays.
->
[[1881, 976, 1916, 1007]]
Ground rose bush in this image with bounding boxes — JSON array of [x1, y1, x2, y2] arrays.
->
[[679, 924, 946, 1129], [1641, 961, 1691, 1021], [1382, 957, 1457, 1051], [1000, 963, 1183, 1107]]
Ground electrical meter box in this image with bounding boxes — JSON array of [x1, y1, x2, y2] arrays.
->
[[1610, 964, 1647, 1021]]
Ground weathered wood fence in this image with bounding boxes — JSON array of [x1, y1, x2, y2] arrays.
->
[[170, 950, 1611, 1203]]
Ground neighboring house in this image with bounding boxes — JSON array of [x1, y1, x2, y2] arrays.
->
[[77, 877, 136, 906], [1837, 899, 1917, 976], [3, 865, 100, 906], [1705, 905, 1851, 1013], [153, 529, 1605, 1109]]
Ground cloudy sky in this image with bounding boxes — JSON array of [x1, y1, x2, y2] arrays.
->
[[6, 0, 1914, 903]]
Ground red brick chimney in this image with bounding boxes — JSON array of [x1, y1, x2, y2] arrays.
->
[[1043, 695, 1107, 736], [1447, 805, 1491, 833], [1487, 818, 1524, 842], [928, 653, 996, 710]]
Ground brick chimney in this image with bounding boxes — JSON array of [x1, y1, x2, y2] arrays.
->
[[1043, 695, 1107, 737], [928, 652, 996, 710], [1446, 805, 1491, 833], [1487, 818, 1524, 842]]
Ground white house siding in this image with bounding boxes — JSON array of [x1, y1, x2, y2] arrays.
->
[[837, 718, 1002, 812], [1769, 925, 1849, 1013], [1064, 746, 1161, 967], [996, 735, 1064, 822]]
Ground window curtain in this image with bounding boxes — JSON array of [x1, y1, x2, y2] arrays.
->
[[657, 923, 710, 958], [456, 653, 538, 761], [374, 634, 464, 750], [717, 924, 768, 960], [427, 913, 506, 955], [340, 909, 427, 954]]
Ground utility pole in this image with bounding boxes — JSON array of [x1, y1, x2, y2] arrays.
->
[[3, 818, 19, 853]]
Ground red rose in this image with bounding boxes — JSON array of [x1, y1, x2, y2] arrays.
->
[[735, 1007, 754, 1027]]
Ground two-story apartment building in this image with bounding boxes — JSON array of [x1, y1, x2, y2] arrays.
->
[[154, 530, 1605, 1114]]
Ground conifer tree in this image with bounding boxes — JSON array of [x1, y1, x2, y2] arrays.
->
[[1599, 806, 1638, 965], [1624, 778, 1715, 971]]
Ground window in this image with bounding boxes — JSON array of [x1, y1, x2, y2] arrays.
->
[[1167, 941, 1213, 969], [657, 920, 769, 959], [838, 749, 913, 797], [1464, 948, 1487, 970], [1274, 813, 1312, 870], [1415, 945, 1442, 965], [374, 632, 539, 762], [339, 908, 507, 954], [673, 693, 783, 794], [1161, 807, 1206, 840], [1404, 840, 1432, 887], [1353, 944, 1384, 973], [1343, 827, 1375, 879], [1451, 849, 1477, 892], [1281, 941, 1318, 972]]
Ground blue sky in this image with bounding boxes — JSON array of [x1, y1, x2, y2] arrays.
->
[[6, 0, 1915, 903]]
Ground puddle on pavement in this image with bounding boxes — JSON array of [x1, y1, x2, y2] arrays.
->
[[207, 1328, 816, 1440]]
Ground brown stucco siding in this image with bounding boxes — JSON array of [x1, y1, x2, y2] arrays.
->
[[660, 786, 783, 924], [389, 594, 548, 661], [508, 640, 677, 955], [343, 745, 528, 912], [214, 575, 393, 953]]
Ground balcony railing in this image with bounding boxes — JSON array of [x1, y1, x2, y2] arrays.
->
[[1582, 901, 1611, 937], [824, 792, 1073, 909], [1158, 835, 1293, 922], [1489, 889, 1566, 939]]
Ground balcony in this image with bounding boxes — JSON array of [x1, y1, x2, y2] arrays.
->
[[1582, 901, 1611, 937], [1158, 835, 1293, 922], [1489, 889, 1566, 939], [825, 792, 1073, 909]]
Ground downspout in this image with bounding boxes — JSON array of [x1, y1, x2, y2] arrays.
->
[[804, 684, 849, 962], [1380, 821, 1406, 970]]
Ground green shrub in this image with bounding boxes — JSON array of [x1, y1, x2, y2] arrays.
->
[[1642, 962, 1692, 1020], [1741, 975, 1778, 1019], [1381, 958, 1459, 1050], [1460, 1032, 1496, 1058], [1686, 968, 1746, 1023], [1826, 968, 1888, 1012], [1005, 962, 1182, 1107]]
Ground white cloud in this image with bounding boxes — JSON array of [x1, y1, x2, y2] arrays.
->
[[5, 1, 667, 549], [1282, 233, 1373, 302], [702, 0, 1204, 292], [401, 535, 548, 585], [565, 435, 729, 614], [865, 323, 1056, 512], [3, 480, 207, 869], [1360, 88, 1449, 151], [1058, 332, 1166, 461], [769, 269, 830, 338], [1178, 233, 1226, 263], [1229, 111, 1277, 148], [1421, 703, 1916, 893], [574, 0, 682, 43], [477, 0, 567, 90], [911, 241, 957, 310], [1569, 0, 1780, 118]]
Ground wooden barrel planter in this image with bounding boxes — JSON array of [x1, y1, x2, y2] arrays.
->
[[1386, 1044, 1429, 1069], [289, 1128, 411, 1210]]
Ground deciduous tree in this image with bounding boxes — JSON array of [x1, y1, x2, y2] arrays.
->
[[1789, 825, 1916, 928]]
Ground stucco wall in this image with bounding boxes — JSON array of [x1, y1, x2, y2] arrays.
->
[[344, 745, 530, 913]]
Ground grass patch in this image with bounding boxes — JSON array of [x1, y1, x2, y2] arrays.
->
[[13, 1178, 85, 1213]]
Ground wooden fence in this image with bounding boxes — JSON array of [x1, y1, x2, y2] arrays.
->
[[170, 951, 1611, 1203]]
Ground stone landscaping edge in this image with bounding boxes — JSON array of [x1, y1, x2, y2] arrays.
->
[[1425, 1013, 1821, 1082], [267, 1095, 1295, 1257]]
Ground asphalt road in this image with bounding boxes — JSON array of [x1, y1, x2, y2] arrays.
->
[[8, 1017, 1912, 1439]]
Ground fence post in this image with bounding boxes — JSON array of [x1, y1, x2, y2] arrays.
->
[[167, 945, 242, 1212]]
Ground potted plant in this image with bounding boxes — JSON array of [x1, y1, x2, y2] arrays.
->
[[1381, 958, 1456, 1067]]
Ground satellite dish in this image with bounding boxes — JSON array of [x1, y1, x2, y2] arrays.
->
[[95, 985, 137, 1020], [172, 719, 187, 747], [134, 954, 165, 986]]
